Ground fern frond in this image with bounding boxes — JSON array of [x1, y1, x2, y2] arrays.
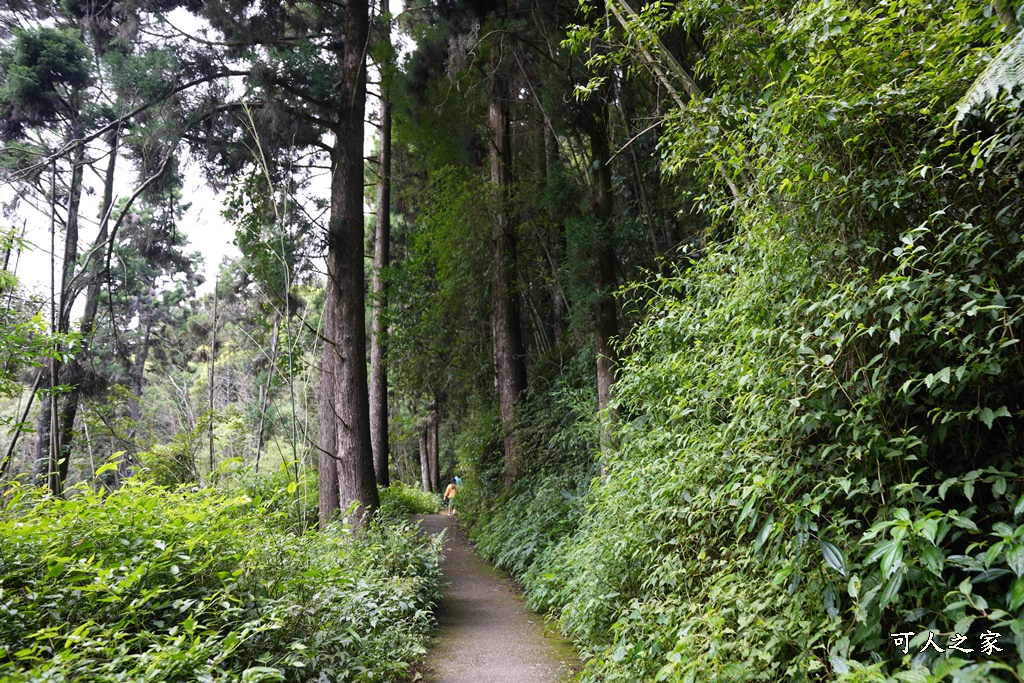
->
[[955, 30, 1024, 122]]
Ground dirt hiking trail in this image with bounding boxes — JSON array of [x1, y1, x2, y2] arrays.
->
[[415, 514, 573, 683]]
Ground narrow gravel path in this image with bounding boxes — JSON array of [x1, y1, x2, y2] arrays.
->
[[415, 514, 572, 683]]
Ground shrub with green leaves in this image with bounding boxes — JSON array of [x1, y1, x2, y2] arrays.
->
[[379, 480, 442, 515], [467, 1, 1024, 681], [0, 479, 443, 682]]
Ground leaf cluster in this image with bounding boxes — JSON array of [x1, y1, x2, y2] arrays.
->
[[0, 479, 443, 682]]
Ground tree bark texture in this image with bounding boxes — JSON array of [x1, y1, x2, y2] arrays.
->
[[319, 299, 340, 522], [208, 277, 218, 474], [419, 422, 431, 492], [428, 409, 440, 492], [59, 131, 125, 485], [489, 30, 527, 491], [319, 0, 379, 521], [128, 314, 154, 424], [369, 20, 392, 487], [58, 142, 85, 335], [35, 140, 85, 494], [543, 125, 569, 343], [590, 113, 619, 454]]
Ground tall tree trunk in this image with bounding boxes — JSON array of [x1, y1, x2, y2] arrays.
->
[[83, 129, 119, 338], [34, 163, 58, 490], [319, 301, 340, 523], [320, 0, 379, 521], [58, 142, 84, 336], [208, 276, 218, 474], [35, 140, 85, 494], [56, 386, 78, 486], [590, 113, 618, 454], [128, 313, 154, 423], [419, 422, 431, 492], [59, 131, 120, 486], [428, 407, 440, 492], [370, 3, 392, 487], [489, 23, 527, 491], [543, 124, 569, 343]]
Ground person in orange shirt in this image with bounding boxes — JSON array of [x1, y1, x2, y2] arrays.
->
[[443, 478, 459, 516]]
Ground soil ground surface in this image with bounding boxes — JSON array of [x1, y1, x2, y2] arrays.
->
[[415, 514, 573, 683]]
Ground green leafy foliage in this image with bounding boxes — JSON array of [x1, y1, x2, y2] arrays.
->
[[460, 345, 598, 607], [0, 27, 90, 138], [379, 481, 442, 515], [387, 166, 493, 401], [0, 480, 442, 682], [461, 1, 1024, 681], [957, 29, 1024, 122]]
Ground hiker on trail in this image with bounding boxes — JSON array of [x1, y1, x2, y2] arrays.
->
[[443, 478, 459, 516]]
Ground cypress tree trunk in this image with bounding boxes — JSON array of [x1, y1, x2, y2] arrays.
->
[[320, 0, 379, 521], [128, 314, 154, 423], [62, 131, 120, 483], [543, 125, 569, 343], [489, 19, 527, 490], [319, 298, 340, 523], [590, 111, 618, 454], [369, 3, 392, 487], [35, 140, 85, 494], [428, 407, 440, 492], [419, 422, 431, 492]]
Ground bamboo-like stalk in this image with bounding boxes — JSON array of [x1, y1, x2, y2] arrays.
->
[[0, 371, 43, 479], [209, 275, 218, 475]]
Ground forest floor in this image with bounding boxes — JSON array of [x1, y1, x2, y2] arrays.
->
[[414, 514, 575, 683]]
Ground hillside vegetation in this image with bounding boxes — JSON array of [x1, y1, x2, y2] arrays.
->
[[0, 478, 443, 682], [460, 2, 1024, 682]]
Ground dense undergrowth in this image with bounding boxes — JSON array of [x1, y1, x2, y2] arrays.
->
[[379, 480, 443, 515], [0, 478, 443, 682], [460, 2, 1024, 682]]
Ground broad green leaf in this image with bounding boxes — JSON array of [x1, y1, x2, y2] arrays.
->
[[824, 586, 839, 617], [951, 515, 978, 531], [879, 571, 904, 609], [1007, 545, 1024, 577], [1012, 577, 1024, 612], [994, 476, 1007, 497], [914, 518, 938, 544], [920, 545, 944, 575], [895, 667, 930, 683], [754, 517, 775, 553], [242, 667, 286, 683], [881, 539, 904, 579], [819, 539, 847, 577]]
